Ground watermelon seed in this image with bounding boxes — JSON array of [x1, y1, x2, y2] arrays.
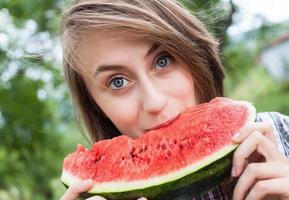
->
[[161, 143, 167, 150], [173, 139, 177, 144], [167, 151, 172, 157], [156, 144, 160, 150], [129, 147, 137, 158], [93, 155, 102, 163], [130, 152, 136, 158], [180, 139, 190, 147]]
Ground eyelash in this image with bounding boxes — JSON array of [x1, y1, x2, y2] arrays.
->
[[107, 52, 174, 90]]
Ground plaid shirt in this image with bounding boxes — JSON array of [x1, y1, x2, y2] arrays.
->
[[186, 112, 289, 200]]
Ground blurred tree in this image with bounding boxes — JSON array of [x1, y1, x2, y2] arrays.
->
[[0, 0, 65, 33], [0, 75, 63, 199], [0, 7, 72, 200], [179, 0, 237, 49], [223, 21, 289, 115]]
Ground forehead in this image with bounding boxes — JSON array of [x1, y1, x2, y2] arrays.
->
[[77, 31, 155, 71], [81, 31, 153, 55]]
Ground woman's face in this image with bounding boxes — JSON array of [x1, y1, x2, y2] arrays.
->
[[79, 32, 197, 138]]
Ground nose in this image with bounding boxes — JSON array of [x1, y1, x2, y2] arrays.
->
[[140, 78, 168, 115]]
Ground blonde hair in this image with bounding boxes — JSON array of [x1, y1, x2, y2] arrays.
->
[[60, 0, 225, 142]]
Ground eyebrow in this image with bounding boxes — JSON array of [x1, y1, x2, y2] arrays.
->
[[94, 43, 160, 77]]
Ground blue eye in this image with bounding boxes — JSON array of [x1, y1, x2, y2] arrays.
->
[[109, 77, 129, 90], [155, 54, 172, 69]]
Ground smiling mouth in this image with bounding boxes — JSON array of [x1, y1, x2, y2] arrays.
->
[[149, 114, 180, 131]]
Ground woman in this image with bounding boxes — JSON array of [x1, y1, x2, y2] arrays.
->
[[59, 0, 289, 199]]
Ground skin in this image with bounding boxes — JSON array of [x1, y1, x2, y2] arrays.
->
[[231, 124, 289, 200], [61, 33, 289, 200], [79, 32, 197, 138]]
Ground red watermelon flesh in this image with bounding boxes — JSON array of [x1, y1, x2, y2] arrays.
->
[[62, 97, 255, 186]]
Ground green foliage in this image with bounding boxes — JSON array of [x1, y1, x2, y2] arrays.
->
[[0, 75, 63, 199], [225, 66, 289, 115], [224, 35, 289, 115], [0, 0, 64, 33], [0, 5, 74, 200], [179, 0, 237, 47]]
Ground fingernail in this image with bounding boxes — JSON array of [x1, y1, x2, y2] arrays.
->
[[86, 179, 94, 184], [232, 132, 240, 141], [231, 167, 236, 177]]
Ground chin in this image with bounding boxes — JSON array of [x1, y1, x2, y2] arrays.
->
[[123, 131, 142, 139]]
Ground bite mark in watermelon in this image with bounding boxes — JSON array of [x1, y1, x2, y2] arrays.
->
[[61, 97, 256, 199]]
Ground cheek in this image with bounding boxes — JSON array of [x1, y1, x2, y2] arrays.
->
[[93, 91, 139, 132], [83, 76, 139, 134], [164, 69, 196, 104], [170, 78, 194, 96]]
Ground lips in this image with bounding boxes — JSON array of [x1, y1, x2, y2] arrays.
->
[[149, 114, 180, 131]]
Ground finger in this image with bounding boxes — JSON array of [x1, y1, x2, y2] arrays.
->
[[86, 196, 107, 200], [86, 196, 146, 200], [232, 122, 275, 144], [233, 162, 289, 200], [232, 131, 282, 177], [60, 180, 94, 200], [245, 178, 289, 200]]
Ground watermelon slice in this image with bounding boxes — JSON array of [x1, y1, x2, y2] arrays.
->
[[61, 97, 256, 199]]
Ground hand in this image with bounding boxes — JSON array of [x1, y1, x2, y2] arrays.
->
[[60, 180, 106, 200], [232, 122, 277, 167], [231, 122, 289, 200], [60, 180, 148, 200]]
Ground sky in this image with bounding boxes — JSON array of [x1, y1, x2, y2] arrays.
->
[[228, 0, 289, 36]]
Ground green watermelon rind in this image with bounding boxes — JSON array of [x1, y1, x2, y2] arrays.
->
[[61, 100, 256, 199]]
